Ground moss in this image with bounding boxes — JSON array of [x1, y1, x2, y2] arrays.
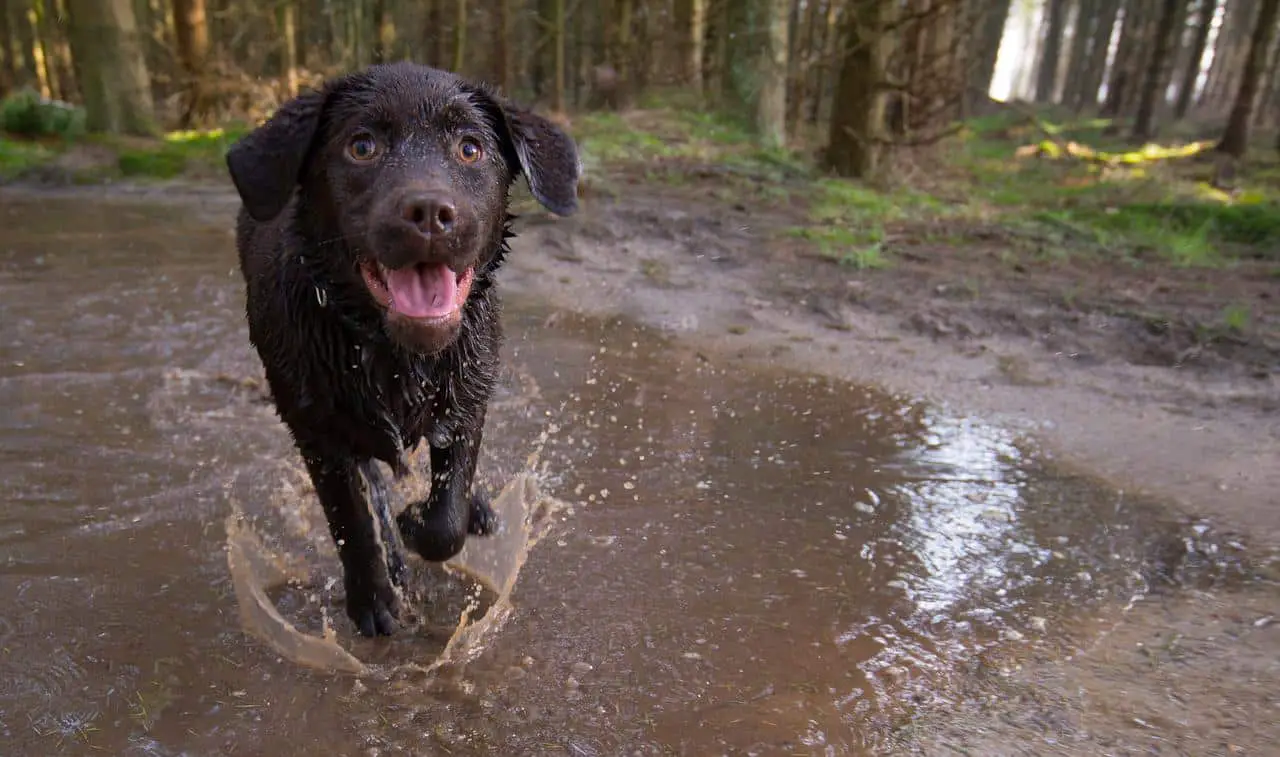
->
[[0, 136, 56, 179]]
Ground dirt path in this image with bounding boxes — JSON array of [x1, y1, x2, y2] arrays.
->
[[5, 176, 1278, 754], [505, 186, 1279, 540]]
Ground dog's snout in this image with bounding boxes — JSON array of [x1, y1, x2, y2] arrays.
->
[[400, 194, 456, 235]]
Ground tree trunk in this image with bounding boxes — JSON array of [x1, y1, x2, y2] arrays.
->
[[422, 0, 445, 69], [1101, 0, 1146, 116], [1130, 0, 1182, 140], [10, 0, 37, 88], [1061, 0, 1098, 108], [171, 0, 209, 127], [971, 0, 1012, 107], [826, 0, 890, 178], [24, 0, 50, 98], [494, 0, 511, 92], [1157, 0, 1190, 105], [1173, 0, 1216, 118], [1253, 26, 1280, 124], [673, 0, 705, 94], [0, 0, 17, 95], [1199, 0, 1255, 111], [64, 0, 156, 135], [551, 0, 564, 112], [370, 0, 386, 63], [1035, 0, 1068, 102], [1217, 0, 1279, 156], [718, 0, 749, 113], [808, 0, 839, 124], [615, 0, 633, 108], [784, 0, 805, 131], [452, 0, 465, 72], [1076, 0, 1121, 109], [282, 0, 298, 95], [756, 0, 789, 147]]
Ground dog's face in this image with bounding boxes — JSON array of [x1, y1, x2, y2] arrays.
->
[[225, 62, 580, 354]]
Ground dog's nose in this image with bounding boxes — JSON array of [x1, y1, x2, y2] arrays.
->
[[399, 194, 456, 235]]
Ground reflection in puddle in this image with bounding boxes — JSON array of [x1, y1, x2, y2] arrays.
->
[[0, 191, 1261, 755]]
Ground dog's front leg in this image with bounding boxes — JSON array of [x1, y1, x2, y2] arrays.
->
[[397, 411, 499, 562], [300, 448, 402, 637]]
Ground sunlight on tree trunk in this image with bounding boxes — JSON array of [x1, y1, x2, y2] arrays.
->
[[1101, 0, 1145, 118], [825, 0, 889, 178], [757, 0, 789, 148], [1174, 0, 1217, 119], [674, 0, 705, 95], [972, 0, 1012, 108], [26, 1, 52, 98], [1199, 0, 1254, 112], [1216, 0, 1280, 157], [1078, 0, 1121, 110], [1130, 0, 1182, 141], [172, 0, 209, 126], [1062, 0, 1098, 109], [65, 0, 157, 136], [281, 0, 298, 96]]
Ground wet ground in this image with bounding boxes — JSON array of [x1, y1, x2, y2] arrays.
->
[[0, 191, 1275, 755]]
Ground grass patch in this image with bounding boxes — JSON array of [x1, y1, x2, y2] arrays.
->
[[0, 135, 56, 179], [0, 122, 249, 182], [955, 109, 1280, 266], [787, 224, 890, 269], [116, 126, 249, 179]]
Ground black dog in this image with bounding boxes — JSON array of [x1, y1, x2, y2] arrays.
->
[[225, 62, 580, 637]]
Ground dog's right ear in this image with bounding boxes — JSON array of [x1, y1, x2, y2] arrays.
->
[[225, 90, 326, 222]]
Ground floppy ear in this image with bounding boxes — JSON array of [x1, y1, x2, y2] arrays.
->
[[503, 106, 581, 217], [473, 91, 579, 217], [225, 90, 327, 222]]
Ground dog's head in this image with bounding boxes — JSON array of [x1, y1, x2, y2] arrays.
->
[[225, 62, 580, 354]]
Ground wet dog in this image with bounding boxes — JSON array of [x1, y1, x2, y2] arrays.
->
[[225, 62, 580, 636]]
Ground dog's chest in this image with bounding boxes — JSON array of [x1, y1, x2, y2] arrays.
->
[[356, 347, 454, 445]]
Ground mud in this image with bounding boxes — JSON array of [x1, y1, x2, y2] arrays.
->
[[0, 181, 1277, 755]]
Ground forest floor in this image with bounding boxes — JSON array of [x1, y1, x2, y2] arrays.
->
[[3, 103, 1279, 754]]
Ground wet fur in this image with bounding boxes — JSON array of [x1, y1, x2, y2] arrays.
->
[[226, 62, 579, 637]]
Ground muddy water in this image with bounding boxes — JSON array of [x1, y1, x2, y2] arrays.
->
[[0, 190, 1249, 756]]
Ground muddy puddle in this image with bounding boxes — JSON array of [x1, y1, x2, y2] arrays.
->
[[0, 190, 1263, 755]]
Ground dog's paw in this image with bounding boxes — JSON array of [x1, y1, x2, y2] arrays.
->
[[397, 509, 466, 562], [468, 492, 500, 537], [345, 579, 402, 638]]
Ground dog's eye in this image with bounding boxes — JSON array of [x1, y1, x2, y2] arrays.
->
[[457, 138, 483, 164], [347, 135, 379, 162]]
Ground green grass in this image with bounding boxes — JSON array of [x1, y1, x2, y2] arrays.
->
[[1, 120, 249, 182], [0, 136, 55, 179], [116, 125, 249, 178], [786, 224, 889, 269], [954, 110, 1280, 266]]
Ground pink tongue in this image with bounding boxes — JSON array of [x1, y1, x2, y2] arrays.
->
[[384, 263, 458, 318]]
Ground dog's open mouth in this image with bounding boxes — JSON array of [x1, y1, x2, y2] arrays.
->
[[360, 260, 475, 321]]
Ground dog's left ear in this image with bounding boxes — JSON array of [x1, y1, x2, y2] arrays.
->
[[474, 89, 580, 217]]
